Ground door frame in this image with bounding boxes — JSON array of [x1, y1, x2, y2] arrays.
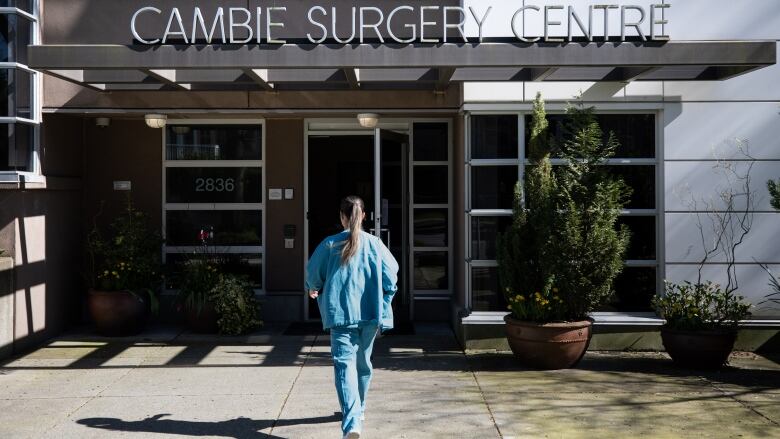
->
[[303, 117, 453, 322]]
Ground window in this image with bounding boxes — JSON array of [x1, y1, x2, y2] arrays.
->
[[163, 123, 265, 291], [411, 122, 451, 301], [0, 1, 39, 174], [467, 113, 659, 313]]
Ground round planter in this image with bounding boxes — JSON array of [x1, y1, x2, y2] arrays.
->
[[185, 302, 219, 334], [87, 289, 148, 336], [504, 315, 593, 370], [661, 327, 737, 369]]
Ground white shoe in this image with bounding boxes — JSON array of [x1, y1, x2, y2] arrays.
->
[[342, 431, 360, 439]]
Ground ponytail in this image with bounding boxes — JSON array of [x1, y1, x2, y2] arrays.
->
[[340, 196, 364, 264]]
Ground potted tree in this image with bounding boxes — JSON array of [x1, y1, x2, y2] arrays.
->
[[497, 93, 631, 369], [86, 197, 161, 336]]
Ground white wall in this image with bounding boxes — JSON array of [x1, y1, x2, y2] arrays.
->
[[463, 0, 780, 315]]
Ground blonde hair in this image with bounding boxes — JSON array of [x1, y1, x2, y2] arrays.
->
[[340, 196, 364, 264]]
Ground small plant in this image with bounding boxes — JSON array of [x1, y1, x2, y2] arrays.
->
[[209, 274, 262, 335], [177, 257, 221, 315], [653, 281, 751, 331], [86, 196, 162, 312], [505, 286, 565, 322], [758, 264, 780, 310], [760, 179, 780, 308]]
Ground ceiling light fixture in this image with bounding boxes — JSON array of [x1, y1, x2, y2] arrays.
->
[[144, 114, 167, 129], [357, 113, 379, 129]]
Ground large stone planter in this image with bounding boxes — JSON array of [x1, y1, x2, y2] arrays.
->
[[504, 315, 593, 369], [661, 327, 737, 369], [87, 289, 148, 336]]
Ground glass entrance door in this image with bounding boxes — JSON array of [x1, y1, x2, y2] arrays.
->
[[373, 129, 412, 332], [305, 128, 411, 327]]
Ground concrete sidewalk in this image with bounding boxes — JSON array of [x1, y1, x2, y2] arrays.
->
[[0, 323, 778, 438]]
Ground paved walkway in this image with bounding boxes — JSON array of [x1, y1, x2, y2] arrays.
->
[[0, 323, 778, 438]]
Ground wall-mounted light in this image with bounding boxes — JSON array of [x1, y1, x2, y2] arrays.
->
[[95, 117, 110, 128], [144, 114, 167, 129], [357, 113, 379, 129]]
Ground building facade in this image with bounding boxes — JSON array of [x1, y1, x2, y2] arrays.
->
[[1, 0, 779, 356]]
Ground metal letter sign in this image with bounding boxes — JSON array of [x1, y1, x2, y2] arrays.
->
[[131, 2, 671, 45]]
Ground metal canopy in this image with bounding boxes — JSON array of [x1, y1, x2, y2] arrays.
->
[[28, 41, 776, 91]]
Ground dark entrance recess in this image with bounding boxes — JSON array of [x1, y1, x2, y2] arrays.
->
[[307, 132, 412, 333]]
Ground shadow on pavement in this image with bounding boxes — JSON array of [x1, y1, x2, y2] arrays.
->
[[76, 412, 342, 439]]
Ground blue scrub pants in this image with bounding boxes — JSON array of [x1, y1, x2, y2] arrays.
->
[[329, 322, 379, 435]]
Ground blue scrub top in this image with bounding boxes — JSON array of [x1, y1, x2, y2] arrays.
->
[[305, 230, 399, 330]]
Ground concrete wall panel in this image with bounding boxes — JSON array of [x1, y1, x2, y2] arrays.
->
[[665, 161, 780, 212], [663, 102, 780, 161], [665, 213, 780, 264]]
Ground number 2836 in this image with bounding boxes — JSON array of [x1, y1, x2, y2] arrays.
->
[[195, 178, 235, 192]]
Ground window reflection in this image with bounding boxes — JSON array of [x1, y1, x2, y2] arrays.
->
[[166, 125, 262, 161]]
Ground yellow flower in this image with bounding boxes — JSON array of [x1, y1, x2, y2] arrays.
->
[[111, 271, 118, 276], [552, 288, 559, 293], [507, 305, 512, 310], [518, 296, 525, 301]]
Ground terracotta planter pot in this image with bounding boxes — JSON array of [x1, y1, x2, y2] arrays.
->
[[185, 302, 219, 334], [504, 315, 593, 370], [87, 289, 148, 336], [661, 327, 737, 369]]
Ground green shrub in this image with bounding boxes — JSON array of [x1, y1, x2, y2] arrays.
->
[[768, 179, 780, 211], [209, 274, 262, 335]]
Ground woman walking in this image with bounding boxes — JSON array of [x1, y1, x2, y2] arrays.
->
[[305, 196, 399, 439]]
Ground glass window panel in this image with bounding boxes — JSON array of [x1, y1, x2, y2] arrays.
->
[[413, 122, 448, 161], [0, 68, 32, 118], [414, 166, 448, 204], [606, 166, 655, 209], [601, 267, 657, 312], [165, 253, 263, 289], [471, 166, 518, 210], [526, 114, 656, 159], [166, 210, 262, 246], [166, 167, 262, 204], [0, 1, 33, 12], [414, 251, 448, 290], [618, 216, 656, 260], [471, 115, 519, 159], [471, 216, 513, 260], [471, 266, 508, 312], [0, 14, 31, 64], [413, 209, 448, 247], [0, 123, 32, 171], [166, 125, 262, 160], [598, 114, 655, 158]]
